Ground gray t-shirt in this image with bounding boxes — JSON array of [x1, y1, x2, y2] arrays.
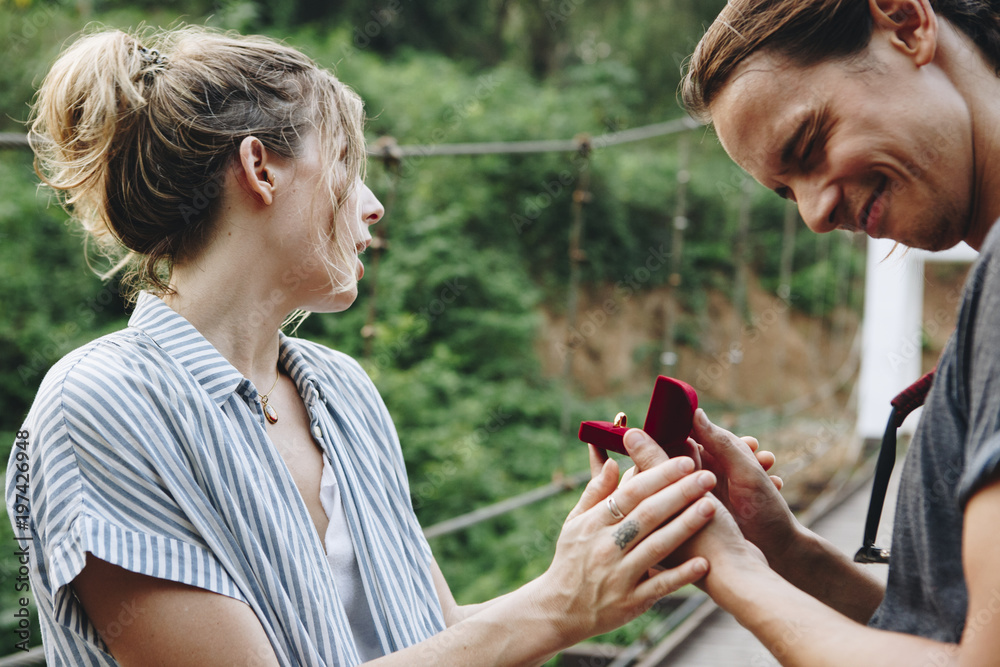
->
[[868, 222, 1000, 641]]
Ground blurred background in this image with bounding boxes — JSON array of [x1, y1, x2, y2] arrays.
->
[[0, 0, 963, 663]]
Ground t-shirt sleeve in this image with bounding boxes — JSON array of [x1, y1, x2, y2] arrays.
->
[[10, 342, 247, 632], [957, 225, 1000, 506]]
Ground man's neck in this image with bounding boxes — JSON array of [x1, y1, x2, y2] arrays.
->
[[940, 22, 1000, 250]]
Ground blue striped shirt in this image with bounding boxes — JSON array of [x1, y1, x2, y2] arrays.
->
[[6, 292, 446, 665]]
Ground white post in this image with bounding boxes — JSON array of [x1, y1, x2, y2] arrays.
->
[[856, 238, 926, 439]]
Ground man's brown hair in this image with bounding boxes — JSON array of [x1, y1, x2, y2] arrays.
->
[[682, 0, 1000, 121]]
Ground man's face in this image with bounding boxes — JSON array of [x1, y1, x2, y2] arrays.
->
[[709, 39, 973, 251]]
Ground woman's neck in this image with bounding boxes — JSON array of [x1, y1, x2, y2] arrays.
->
[[163, 244, 291, 389]]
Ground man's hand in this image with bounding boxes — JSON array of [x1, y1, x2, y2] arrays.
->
[[689, 409, 801, 565]]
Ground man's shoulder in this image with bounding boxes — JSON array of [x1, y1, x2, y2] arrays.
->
[[979, 220, 1000, 259]]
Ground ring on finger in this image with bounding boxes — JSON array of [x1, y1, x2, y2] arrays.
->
[[607, 495, 626, 521]]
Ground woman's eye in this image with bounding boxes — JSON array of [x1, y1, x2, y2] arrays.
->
[[775, 186, 793, 201]]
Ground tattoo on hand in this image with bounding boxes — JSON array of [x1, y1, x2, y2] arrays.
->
[[613, 519, 639, 550]]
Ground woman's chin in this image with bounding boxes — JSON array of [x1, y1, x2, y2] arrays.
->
[[305, 285, 359, 314]]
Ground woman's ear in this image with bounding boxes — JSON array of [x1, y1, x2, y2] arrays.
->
[[868, 0, 938, 67], [238, 136, 275, 206]]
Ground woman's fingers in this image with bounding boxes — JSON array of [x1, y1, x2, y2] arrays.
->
[[619, 464, 637, 487], [627, 497, 716, 591], [741, 436, 760, 452], [589, 443, 610, 479], [622, 428, 670, 472], [633, 496, 717, 561], [566, 458, 619, 522], [770, 475, 783, 491], [604, 469, 716, 575], [605, 456, 699, 523]]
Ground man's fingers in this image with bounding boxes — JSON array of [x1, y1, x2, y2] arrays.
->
[[691, 409, 745, 465], [755, 449, 776, 471], [634, 556, 709, 605], [770, 475, 783, 491], [674, 438, 703, 470], [742, 436, 760, 452]]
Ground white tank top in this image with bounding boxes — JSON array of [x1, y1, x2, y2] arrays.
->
[[319, 456, 384, 661]]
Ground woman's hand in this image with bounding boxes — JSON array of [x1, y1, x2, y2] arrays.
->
[[533, 455, 716, 645]]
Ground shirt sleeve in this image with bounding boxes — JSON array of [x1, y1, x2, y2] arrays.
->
[[957, 226, 1000, 506], [13, 340, 248, 632]]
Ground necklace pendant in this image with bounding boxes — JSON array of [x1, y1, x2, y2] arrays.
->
[[261, 396, 278, 424]]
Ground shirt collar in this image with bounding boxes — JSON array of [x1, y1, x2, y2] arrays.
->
[[279, 333, 325, 405], [128, 292, 246, 405]]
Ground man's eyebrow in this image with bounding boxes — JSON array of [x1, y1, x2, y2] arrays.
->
[[779, 115, 811, 166]]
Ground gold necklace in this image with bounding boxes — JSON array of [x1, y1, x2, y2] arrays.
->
[[259, 371, 280, 424]]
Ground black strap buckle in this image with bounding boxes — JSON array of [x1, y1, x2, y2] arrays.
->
[[853, 370, 935, 566], [853, 543, 891, 564]]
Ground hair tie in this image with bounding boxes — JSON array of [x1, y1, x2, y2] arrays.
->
[[137, 46, 169, 71]]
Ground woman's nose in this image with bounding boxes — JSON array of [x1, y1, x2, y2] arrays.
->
[[361, 184, 384, 226]]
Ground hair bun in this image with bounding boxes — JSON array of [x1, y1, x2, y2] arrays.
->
[[29, 25, 368, 300]]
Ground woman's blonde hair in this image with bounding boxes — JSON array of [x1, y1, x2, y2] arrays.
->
[[30, 24, 367, 300]]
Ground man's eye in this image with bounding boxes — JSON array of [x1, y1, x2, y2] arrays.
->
[[775, 186, 794, 201], [802, 136, 818, 164]]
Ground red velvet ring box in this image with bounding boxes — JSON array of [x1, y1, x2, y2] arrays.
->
[[578, 376, 698, 457]]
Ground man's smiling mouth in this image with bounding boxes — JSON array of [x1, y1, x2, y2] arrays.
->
[[859, 175, 889, 235]]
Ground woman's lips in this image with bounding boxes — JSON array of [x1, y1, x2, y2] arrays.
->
[[355, 239, 371, 280]]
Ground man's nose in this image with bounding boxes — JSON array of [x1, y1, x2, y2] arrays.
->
[[794, 179, 839, 233]]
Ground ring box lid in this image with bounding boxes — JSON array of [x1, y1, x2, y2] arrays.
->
[[577, 376, 698, 457]]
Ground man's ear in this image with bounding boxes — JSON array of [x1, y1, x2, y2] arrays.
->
[[868, 0, 938, 67], [237, 136, 275, 206]]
